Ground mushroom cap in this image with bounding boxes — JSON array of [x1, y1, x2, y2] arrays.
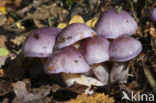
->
[[150, 8, 156, 22], [94, 8, 137, 38], [55, 23, 97, 49], [109, 35, 142, 62], [22, 27, 60, 57], [44, 46, 90, 74], [81, 36, 110, 64]]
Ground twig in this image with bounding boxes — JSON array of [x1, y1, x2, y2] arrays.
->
[[143, 63, 156, 94], [130, 1, 139, 22], [7, 16, 31, 29]]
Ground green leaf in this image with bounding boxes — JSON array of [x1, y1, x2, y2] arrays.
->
[[116, 7, 122, 13], [65, 0, 75, 7], [0, 48, 9, 56]]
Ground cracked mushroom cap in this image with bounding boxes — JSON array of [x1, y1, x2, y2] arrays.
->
[[22, 27, 60, 57], [44, 46, 90, 74], [55, 23, 97, 49], [150, 8, 156, 22], [109, 35, 142, 62], [81, 36, 110, 65], [94, 8, 137, 38]]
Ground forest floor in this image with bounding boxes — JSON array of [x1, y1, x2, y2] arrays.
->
[[0, 0, 155, 103]]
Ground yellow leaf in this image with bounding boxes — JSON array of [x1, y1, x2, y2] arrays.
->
[[16, 22, 25, 29], [63, 93, 115, 103], [69, 15, 84, 24], [57, 22, 67, 29], [86, 17, 98, 28], [0, 6, 7, 14]]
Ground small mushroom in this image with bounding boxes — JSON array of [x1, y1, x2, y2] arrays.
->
[[109, 35, 142, 62], [22, 27, 60, 57], [55, 23, 96, 49], [44, 46, 90, 74], [94, 8, 137, 38], [81, 36, 110, 84], [109, 35, 142, 83], [150, 8, 156, 23]]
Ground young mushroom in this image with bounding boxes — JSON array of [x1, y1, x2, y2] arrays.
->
[[94, 8, 137, 39], [150, 8, 156, 23], [22, 27, 60, 57], [109, 35, 142, 83], [55, 23, 97, 49], [44, 45, 104, 87], [81, 36, 110, 84]]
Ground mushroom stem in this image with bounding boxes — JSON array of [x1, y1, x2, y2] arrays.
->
[[61, 73, 104, 87], [91, 63, 109, 85], [110, 62, 129, 83]]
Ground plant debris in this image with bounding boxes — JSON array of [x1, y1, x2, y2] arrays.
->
[[0, 0, 155, 103]]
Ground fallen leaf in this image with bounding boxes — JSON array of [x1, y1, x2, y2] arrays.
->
[[12, 81, 51, 103], [16, 22, 25, 29], [63, 93, 115, 103], [0, 35, 7, 49], [0, 14, 7, 26], [57, 22, 67, 29], [85, 17, 98, 28], [0, 6, 7, 14], [69, 15, 84, 24], [0, 68, 4, 77], [0, 48, 9, 56]]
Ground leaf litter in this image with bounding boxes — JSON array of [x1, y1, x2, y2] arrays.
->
[[0, 0, 155, 103]]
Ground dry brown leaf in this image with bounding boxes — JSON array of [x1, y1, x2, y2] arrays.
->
[[0, 35, 7, 49], [69, 15, 84, 24], [149, 25, 156, 38], [0, 68, 4, 76], [14, 0, 22, 8], [0, 0, 12, 7]]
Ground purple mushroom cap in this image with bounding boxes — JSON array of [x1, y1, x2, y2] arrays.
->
[[55, 23, 97, 49], [150, 8, 156, 22], [81, 36, 110, 65], [44, 46, 90, 74], [22, 27, 60, 57], [94, 8, 138, 38], [109, 35, 142, 62]]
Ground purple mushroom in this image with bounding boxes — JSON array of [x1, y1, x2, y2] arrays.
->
[[94, 8, 137, 38], [22, 27, 60, 57], [109, 35, 142, 83], [150, 8, 156, 22], [81, 36, 110, 84], [55, 23, 97, 49], [44, 46, 90, 74], [109, 35, 142, 62]]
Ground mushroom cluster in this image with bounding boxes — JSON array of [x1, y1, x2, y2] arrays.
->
[[22, 8, 142, 87]]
